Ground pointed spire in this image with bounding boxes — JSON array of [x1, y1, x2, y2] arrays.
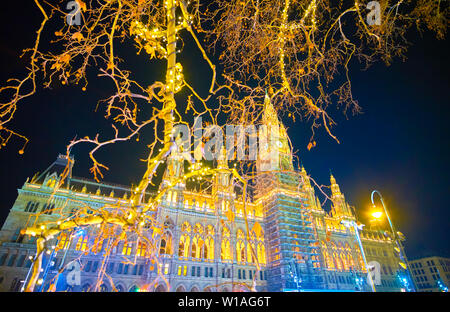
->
[[330, 170, 336, 185], [330, 172, 341, 197], [301, 165, 306, 174], [218, 145, 228, 169], [263, 90, 278, 124]]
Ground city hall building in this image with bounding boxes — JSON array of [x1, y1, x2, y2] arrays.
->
[[0, 97, 409, 292]]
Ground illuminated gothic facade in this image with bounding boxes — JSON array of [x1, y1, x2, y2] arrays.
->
[[0, 98, 407, 292]]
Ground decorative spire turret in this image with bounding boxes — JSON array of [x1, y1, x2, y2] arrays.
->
[[257, 92, 293, 172], [330, 173, 341, 196]]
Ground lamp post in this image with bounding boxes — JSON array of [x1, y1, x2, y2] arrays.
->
[[340, 219, 376, 292], [370, 190, 416, 292]]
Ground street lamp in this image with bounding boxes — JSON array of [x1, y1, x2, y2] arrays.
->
[[340, 219, 376, 292], [371, 211, 383, 220], [370, 190, 416, 292]]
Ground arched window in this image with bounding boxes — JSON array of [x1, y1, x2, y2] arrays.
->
[[205, 236, 214, 261], [25, 201, 32, 212], [221, 239, 231, 262], [221, 226, 232, 262], [137, 241, 147, 257], [338, 242, 349, 271], [321, 241, 334, 269], [236, 205, 243, 216], [191, 239, 197, 259], [159, 232, 173, 255], [172, 191, 177, 204], [92, 238, 103, 254], [247, 243, 256, 263], [75, 235, 88, 252], [178, 234, 190, 258], [331, 242, 342, 271], [57, 232, 70, 250], [192, 235, 204, 259], [178, 221, 191, 258], [122, 242, 132, 256], [257, 243, 266, 264], [166, 191, 172, 204], [236, 241, 246, 264]]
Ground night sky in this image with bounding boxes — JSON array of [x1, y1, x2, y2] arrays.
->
[[0, 2, 448, 260]]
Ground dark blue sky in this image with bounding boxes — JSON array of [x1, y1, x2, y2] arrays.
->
[[0, 3, 448, 259]]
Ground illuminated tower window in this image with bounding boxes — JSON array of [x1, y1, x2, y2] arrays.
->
[[137, 242, 147, 257], [57, 233, 70, 250], [122, 242, 132, 256], [76, 235, 88, 252]]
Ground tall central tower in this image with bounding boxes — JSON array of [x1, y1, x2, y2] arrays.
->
[[255, 94, 322, 291]]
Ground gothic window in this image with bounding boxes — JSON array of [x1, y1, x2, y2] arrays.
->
[[92, 238, 103, 254], [179, 234, 190, 258], [192, 235, 204, 259], [236, 241, 246, 264], [221, 225, 231, 262], [25, 201, 32, 212], [236, 229, 246, 264], [179, 221, 191, 258], [159, 232, 173, 255], [321, 241, 334, 269], [172, 191, 177, 204], [247, 243, 256, 263], [57, 232, 70, 250], [137, 241, 147, 257], [75, 235, 89, 252], [331, 242, 343, 271], [221, 239, 231, 262], [257, 243, 266, 264], [122, 242, 132, 256], [205, 236, 214, 261]]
